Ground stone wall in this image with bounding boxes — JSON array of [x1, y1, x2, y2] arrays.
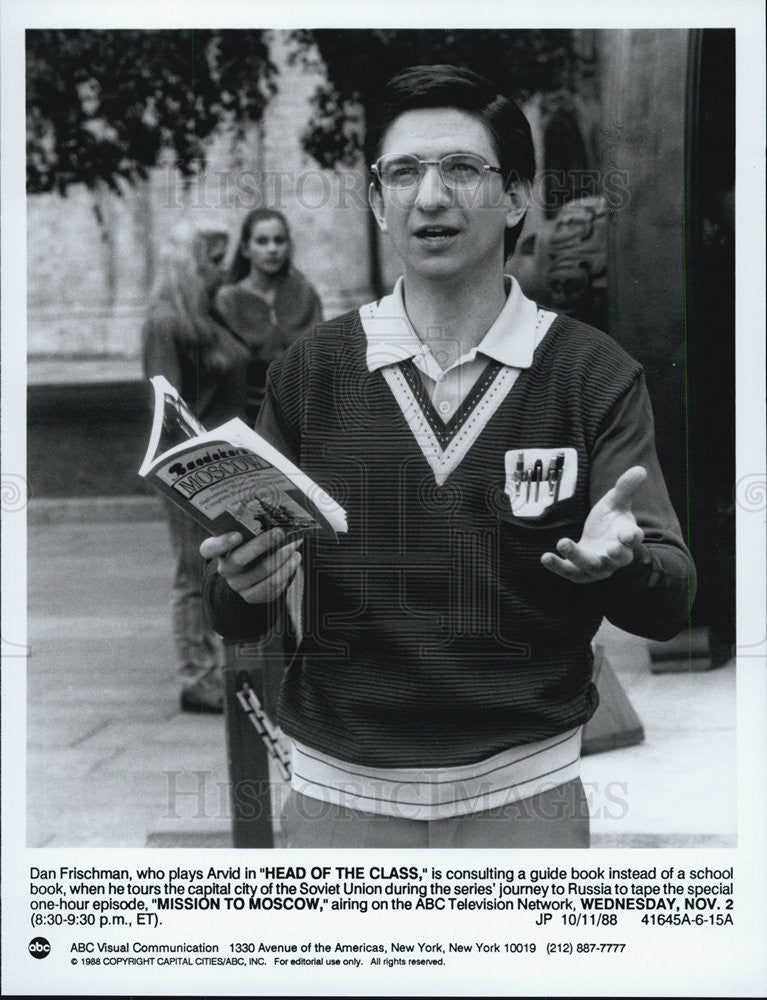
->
[[599, 28, 689, 513], [26, 32, 377, 379], [26, 31, 598, 384]]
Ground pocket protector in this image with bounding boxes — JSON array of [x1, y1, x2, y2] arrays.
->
[[504, 447, 578, 518]]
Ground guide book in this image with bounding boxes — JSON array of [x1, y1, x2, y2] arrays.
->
[[138, 376, 347, 542]]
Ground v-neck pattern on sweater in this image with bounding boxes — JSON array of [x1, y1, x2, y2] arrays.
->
[[381, 360, 525, 486], [359, 276, 557, 485], [398, 355, 504, 447]]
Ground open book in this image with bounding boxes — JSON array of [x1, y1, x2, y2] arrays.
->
[[138, 376, 347, 541]]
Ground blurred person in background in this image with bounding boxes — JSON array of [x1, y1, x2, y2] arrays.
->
[[216, 209, 323, 425], [142, 225, 250, 713], [215, 209, 323, 721]]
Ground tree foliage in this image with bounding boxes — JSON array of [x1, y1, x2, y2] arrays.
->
[[288, 29, 579, 168], [26, 29, 277, 195]]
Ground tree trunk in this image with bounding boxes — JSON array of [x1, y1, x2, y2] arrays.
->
[[90, 180, 117, 307]]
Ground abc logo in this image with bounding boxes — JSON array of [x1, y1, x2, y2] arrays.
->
[[28, 937, 51, 959]]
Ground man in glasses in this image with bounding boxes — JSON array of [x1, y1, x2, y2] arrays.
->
[[202, 65, 695, 848]]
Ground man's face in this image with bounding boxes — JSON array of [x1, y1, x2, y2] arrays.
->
[[369, 108, 527, 285]]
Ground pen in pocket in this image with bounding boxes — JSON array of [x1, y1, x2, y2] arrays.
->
[[553, 452, 565, 503]]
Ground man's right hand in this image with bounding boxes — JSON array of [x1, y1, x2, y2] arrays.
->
[[200, 528, 302, 604]]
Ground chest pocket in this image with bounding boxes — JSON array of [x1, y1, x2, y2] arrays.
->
[[504, 446, 578, 520], [491, 477, 586, 582], [497, 493, 581, 532]]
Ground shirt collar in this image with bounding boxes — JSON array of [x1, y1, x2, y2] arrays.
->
[[359, 275, 541, 373]]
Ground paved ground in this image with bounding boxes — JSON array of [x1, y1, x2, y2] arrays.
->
[[25, 505, 736, 849]]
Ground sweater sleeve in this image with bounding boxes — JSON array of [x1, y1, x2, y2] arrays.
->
[[589, 374, 696, 640], [203, 356, 300, 642]]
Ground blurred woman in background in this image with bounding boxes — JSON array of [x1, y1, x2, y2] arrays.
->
[[142, 225, 250, 714], [214, 209, 323, 723], [216, 209, 323, 423]]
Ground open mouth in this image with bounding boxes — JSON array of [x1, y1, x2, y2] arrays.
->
[[413, 225, 461, 250], [414, 226, 460, 239]]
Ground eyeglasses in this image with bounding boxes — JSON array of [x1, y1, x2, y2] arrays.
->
[[371, 153, 503, 192]]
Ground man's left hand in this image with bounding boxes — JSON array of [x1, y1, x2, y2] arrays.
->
[[540, 466, 646, 584]]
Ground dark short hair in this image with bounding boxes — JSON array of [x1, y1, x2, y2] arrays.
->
[[366, 64, 536, 259], [228, 208, 292, 283]]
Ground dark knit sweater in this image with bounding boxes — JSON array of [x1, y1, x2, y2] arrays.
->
[[205, 310, 695, 768]]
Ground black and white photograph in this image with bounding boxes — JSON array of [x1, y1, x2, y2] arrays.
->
[[2, 0, 765, 996]]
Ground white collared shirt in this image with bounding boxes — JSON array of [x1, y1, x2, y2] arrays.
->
[[361, 275, 550, 423]]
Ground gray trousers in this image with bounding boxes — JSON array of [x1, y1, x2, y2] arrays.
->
[[164, 499, 223, 686], [280, 778, 590, 849]]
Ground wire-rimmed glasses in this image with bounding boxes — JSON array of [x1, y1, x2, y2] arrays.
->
[[371, 153, 503, 192]]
